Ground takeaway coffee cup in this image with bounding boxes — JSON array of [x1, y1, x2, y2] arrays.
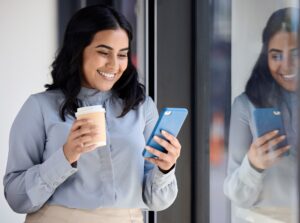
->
[[75, 105, 106, 147]]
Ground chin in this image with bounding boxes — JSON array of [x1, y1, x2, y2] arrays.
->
[[282, 85, 297, 92], [95, 85, 114, 92]]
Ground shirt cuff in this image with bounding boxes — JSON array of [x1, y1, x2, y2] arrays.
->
[[239, 155, 265, 188], [152, 165, 176, 189], [39, 148, 77, 190]]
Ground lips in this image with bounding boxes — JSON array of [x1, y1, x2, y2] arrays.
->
[[97, 70, 116, 81], [281, 73, 297, 81]]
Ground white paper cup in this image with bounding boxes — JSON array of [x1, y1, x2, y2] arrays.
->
[[75, 105, 106, 147]]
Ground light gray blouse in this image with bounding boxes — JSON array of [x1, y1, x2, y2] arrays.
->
[[223, 93, 297, 210], [3, 87, 177, 214]]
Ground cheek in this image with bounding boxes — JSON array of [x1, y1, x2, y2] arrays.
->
[[83, 56, 103, 75], [268, 59, 278, 74], [120, 60, 128, 72], [82, 62, 92, 80]]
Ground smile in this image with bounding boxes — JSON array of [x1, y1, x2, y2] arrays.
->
[[97, 70, 116, 80], [281, 73, 297, 80]]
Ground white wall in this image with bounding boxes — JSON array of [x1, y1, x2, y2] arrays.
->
[[232, 0, 299, 101], [0, 0, 57, 221]]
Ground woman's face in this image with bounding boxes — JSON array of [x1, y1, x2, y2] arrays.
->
[[268, 31, 299, 92], [82, 28, 129, 91]]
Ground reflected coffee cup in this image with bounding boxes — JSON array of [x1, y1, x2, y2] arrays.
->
[[75, 105, 106, 147]]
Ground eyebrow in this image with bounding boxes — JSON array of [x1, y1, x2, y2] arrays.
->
[[268, 48, 298, 53], [290, 48, 299, 53], [96, 44, 129, 51], [268, 49, 282, 53]]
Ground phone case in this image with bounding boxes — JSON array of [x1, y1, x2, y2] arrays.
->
[[142, 107, 188, 158], [253, 108, 288, 155]]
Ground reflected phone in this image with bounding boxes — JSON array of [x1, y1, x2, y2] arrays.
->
[[253, 108, 289, 155], [142, 107, 188, 158]]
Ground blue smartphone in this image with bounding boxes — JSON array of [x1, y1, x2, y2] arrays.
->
[[253, 108, 289, 155], [142, 107, 188, 158]]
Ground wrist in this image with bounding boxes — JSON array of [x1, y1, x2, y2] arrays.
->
[[63, 145, 79, 164], [159, 164, 175, 174], [248, 157, 264, 173]]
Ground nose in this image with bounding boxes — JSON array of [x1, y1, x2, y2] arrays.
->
[[105, 54, 118, 70], [281, 53, 296, 72]]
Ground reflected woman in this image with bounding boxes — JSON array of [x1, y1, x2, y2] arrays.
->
[[224, 7, 299, 221]]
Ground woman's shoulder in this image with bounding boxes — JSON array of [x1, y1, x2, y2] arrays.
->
[[233, 92, 251, 106], [141, 96, 157, 111], [234, 92, 248, 103], [30, 89, 63, 100], [140, 96, 157, 118], [232, 92, 255, 112], [26, 90, 64, 110], [143, 96, 155, 106]]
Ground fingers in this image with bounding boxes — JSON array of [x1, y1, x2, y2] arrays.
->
[[144, 131, 182, 171], [153, 131, 181, 157], [252, 144, 290, 170], [77, 143, 99, 152], [145, 146, 169, 160], [64, 119, 102, 164], [259, 135, 286, 153], [254, 130, 279, 147], [71, 124, 101, 140], [161, 130, 181, 150], [270, 145, 290, 158], [145, 157, 166, 167], [74, 135, 93, 147], [261, 145, 290, 168], [71, 119, 91, 132]]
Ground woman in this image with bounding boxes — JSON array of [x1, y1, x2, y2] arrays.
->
[[4, 5, 181, 223], [224, 7, 299, 221]]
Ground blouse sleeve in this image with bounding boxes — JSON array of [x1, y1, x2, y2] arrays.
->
[[3, 95, 77, 213], [223, 95, 266, 208], [142, 97, 178, 211]]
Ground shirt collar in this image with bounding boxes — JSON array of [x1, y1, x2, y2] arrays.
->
[[77, 86, 113, 105]]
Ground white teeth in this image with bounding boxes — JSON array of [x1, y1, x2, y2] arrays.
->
[[97, 70, 115, 79], [282, 74, 296, 80]]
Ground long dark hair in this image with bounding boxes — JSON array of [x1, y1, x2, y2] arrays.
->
[[45, 5, 145, 121], [245, 7, 300, 107]]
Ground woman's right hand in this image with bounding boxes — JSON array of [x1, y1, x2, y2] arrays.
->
[[247, 130, 290, 172], [63, 119, 101, 164]]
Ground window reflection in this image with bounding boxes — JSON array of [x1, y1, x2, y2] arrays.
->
[[223, 2, 299, 223]]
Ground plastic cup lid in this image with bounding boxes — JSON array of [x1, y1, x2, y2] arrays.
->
[[75, 105, 105, 117]]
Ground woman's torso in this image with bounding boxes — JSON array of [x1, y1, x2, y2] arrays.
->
[[35, 87, 155, 209]]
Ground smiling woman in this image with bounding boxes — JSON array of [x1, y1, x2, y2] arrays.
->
[[268, 31, 299, 92], [82, 29, 129, 91], [3, 4, 182, 223], [224, 7, 300, 223]]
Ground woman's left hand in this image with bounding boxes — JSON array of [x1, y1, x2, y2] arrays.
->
[[144, 130, 182, 173]]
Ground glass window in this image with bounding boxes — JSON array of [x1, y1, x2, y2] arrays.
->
[[210, 0, 299, 223]]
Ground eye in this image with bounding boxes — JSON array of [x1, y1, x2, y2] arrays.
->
[[118, 53, 128, 59], [97, 51, 109, 56], [290, 49, 299, 59], [271, 53, 283, 61]]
